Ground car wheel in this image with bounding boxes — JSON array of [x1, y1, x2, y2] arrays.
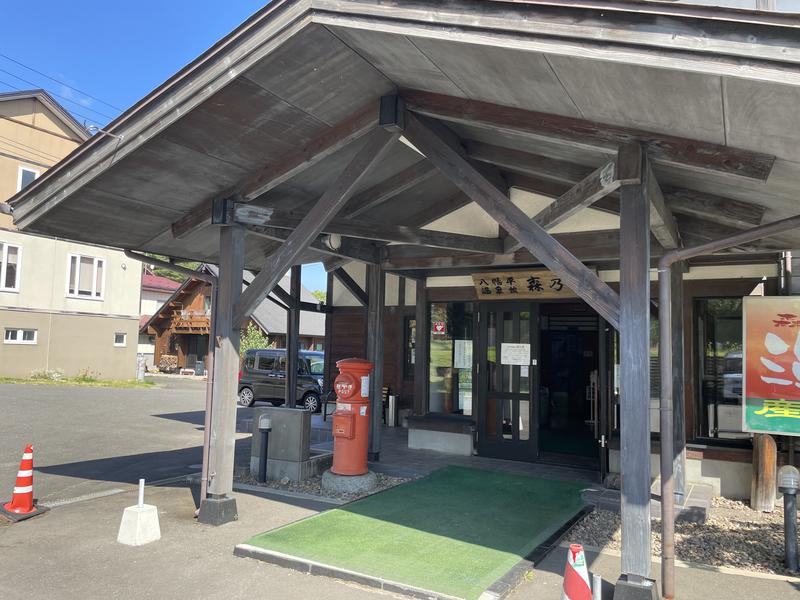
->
[[302, 392, 320, 413], [238, 387, 255, 407]]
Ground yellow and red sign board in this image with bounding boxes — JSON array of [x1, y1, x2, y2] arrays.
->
[[743, 297, 800, 436]]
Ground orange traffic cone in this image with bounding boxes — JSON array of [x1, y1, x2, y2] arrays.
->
[[561, 544, 592, 600], [0, 444, 48, 522]]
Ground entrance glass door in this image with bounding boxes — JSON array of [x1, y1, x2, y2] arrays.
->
[[476, 303, 538, 461]]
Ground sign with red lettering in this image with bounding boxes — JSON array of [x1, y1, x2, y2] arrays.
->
[[743, 297, 800, 437]]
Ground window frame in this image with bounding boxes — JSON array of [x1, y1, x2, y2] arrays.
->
[[16, 165, 39, 192], [65, 253, 105, 300], [692, 296, 749, 448], [0, 242, 22, 292], [4, 328, 37, 345], [113, 332, 127, 347]]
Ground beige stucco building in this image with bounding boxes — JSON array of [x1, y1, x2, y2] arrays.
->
[[0, 90, 140, 379]]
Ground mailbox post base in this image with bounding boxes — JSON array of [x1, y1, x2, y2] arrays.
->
[[197, 495, 238, 526], [321, 469, 377, 496]]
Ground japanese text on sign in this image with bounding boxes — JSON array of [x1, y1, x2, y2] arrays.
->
[[471, 270, 576, 300]]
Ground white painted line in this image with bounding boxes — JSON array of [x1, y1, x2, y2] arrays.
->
[[40, 488, 126, 508]]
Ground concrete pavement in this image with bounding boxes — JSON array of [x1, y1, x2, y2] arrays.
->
[[0, 377, 253, 504], [0, 484, 391, 600]]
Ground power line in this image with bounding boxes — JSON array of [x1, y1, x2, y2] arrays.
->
[[0, 78, 21, 91], [0, 53, 123, 112], [0, 68, 116, 121]]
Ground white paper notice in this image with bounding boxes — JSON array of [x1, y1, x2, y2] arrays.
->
[[501, 343, 531, 366], [453, 340, 473, 369]]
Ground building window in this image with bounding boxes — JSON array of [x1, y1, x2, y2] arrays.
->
[[0, 242, 21, 291], [66, 254, 104, 299], [114, 332, 127, 347], [696, 298, 746, 442], [16, 166, 39, 192], [428, 302, 474, 416], [4, 328, 37, 345]]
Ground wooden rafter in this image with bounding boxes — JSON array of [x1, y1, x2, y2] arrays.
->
[[402, 89, 775, 181], [342, 159, 437, 218], [248, 209, 502, 254], [332, 267, 368, 306], [232, 128, 397, 327], [170, 100, 380, 240], [397, 106, 621, 328]]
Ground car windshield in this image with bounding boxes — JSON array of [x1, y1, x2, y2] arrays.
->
[[307, 357, 324, 375]]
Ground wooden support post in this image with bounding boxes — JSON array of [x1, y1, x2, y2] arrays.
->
[[285, 265, 301, 409], [751, 433, 778, 512], [198, 224, 244, 526], [413, 280, 427, 416], [671, 264, 687, 500], [366, 263, 385, 461], [619, 145, 653, 580], [232, 129, 397, 327]]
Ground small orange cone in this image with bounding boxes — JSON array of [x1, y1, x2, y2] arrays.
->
[[0, 444, 48, 522], [561, 544, 592, 600]]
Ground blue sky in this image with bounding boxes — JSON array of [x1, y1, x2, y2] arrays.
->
[[1, 1, 329, 293]]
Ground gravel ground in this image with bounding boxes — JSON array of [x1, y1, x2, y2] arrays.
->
[[235, 472, 414, 502], [570, 498, 797, 576]]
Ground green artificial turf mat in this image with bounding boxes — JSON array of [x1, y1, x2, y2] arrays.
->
[[244, 466, 586, 599]]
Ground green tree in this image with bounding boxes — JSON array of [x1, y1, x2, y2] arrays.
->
[[144, 254, 200, 283], [239, 322, 271, 356], [311, 290, 326, 304]]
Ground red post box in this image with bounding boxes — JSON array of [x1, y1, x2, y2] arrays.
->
[[331, 358, 374, 476]]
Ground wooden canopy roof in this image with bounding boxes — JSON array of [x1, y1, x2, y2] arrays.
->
[[8, 0, 800, 275]]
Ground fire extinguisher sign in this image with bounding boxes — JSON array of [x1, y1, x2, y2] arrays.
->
[[433, 321, 446, 335]]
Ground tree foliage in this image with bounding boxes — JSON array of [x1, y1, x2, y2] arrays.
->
[[239, 322, 272, 356], [144, 254, 200, 283], [311, 289, 326, 304]]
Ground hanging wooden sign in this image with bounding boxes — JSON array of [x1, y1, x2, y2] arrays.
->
[[471, 270, 578, 300]]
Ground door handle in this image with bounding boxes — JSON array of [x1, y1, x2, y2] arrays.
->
[[598, 434, 607, 448]]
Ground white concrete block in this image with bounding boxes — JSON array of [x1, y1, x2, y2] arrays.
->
[[117, 504, 161, 546], [408, 429, 473, 456]]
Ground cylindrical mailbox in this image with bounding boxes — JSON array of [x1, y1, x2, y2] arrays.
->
[[331, 358, 374, 476]]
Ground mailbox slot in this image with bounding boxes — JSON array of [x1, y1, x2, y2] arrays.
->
[[332, 411, 355, 440]]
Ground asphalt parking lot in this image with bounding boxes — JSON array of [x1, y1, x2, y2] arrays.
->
[[0, 376, 252, 504]]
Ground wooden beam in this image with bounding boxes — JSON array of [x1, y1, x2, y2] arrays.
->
[[259, 210, 503, 254], [333, 267, 368, 306], [400, 109, 621, 328], [403, 192, 473, 228], [232, 129, 397, 327], [285, 265, 301, 408], [245, 224, 380, 264], [382, 229, 654, 270], [198, 224, 243, 524], [646, 162, 681, 249], [402, 89, 775, 181], [343, 159, 437, 218], [467, 141, 589, 185], [170, 101, 379, 240], [366, 263, 385, 460], [504, 157, 627, 253], [241, 100, 379, 200], [663, 187, 766, 229], [618, 144, 652, 578], [413, 279, 427, 416]]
